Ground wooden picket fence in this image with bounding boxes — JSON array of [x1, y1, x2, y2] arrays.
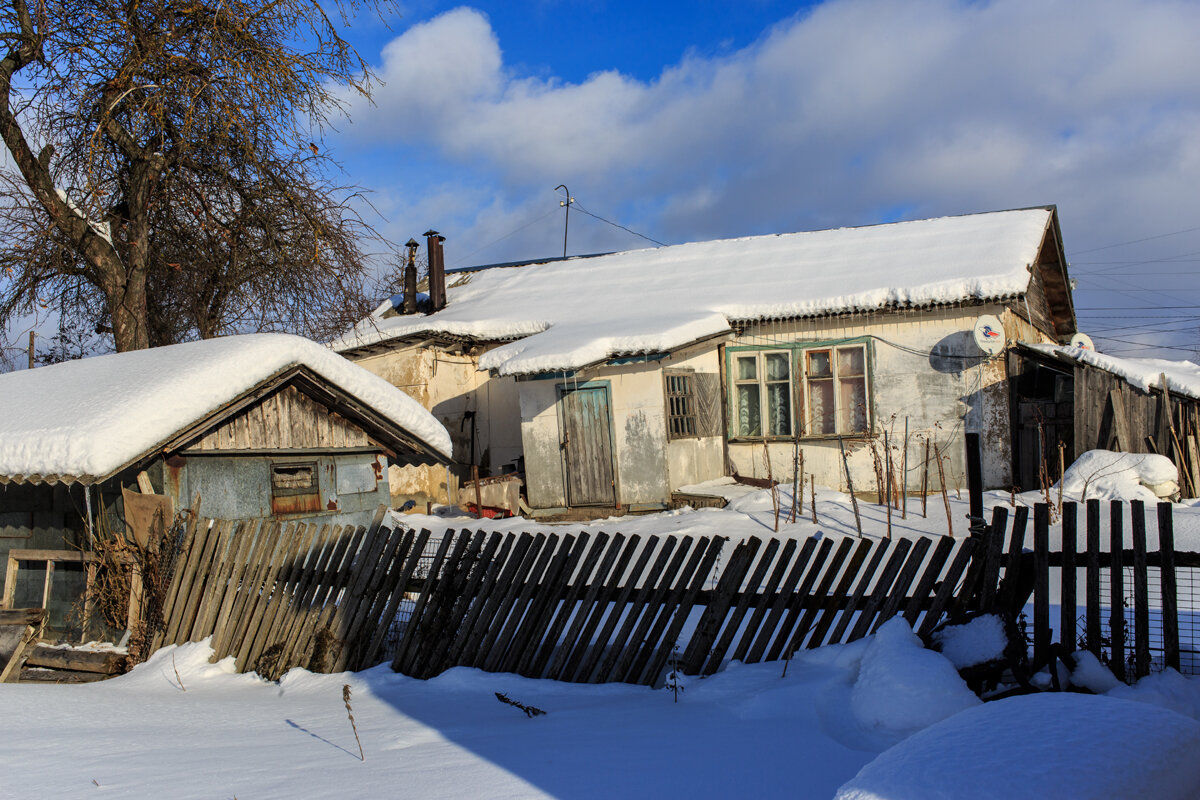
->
[[151, 508, 430, 678], [388, 528, 982, 685], [979, 499, 1196, 682]]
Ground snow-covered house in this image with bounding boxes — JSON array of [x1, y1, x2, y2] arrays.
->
[[334, 207, 1076, 514], [0, 334, 451, 621]]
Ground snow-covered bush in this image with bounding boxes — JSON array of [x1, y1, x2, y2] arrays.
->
[[1057, 449, 1179, 503]]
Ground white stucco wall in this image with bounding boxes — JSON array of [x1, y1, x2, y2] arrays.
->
[[725, 303, 1055, 495]]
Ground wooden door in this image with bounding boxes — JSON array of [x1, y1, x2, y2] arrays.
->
[[560, 386, 617, 507]]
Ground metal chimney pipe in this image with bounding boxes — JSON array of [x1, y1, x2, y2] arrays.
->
[[402, 238, 419, 314], [425, 229, 447, 311]]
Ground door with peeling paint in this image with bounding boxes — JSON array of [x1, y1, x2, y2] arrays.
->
[[559, 385, 617, 506]]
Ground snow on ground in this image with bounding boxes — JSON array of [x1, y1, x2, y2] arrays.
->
[[0, 333, 452, 482], [7, 626, 1200, 799], [1055, 449, 1180, 504], [835, 692, 1200, 800]]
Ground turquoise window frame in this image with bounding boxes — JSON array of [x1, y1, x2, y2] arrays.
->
[[725, 336, 875, 442]]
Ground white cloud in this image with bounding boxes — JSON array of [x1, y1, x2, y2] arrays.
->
[[338, 0, 1200, 355]]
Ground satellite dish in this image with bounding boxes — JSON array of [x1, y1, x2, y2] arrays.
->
[[1070, 333, 1095, 351], [972, 315, 1006, 356]]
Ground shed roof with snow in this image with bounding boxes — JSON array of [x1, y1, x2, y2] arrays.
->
[[333, 207, 1071, 376], [1023, 343, 1200, 401], [0, 334, 453, 485]]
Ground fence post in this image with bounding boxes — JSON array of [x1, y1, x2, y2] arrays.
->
[[1033, 503, 1050, 666], [1159, 502, 1180, 672], [1085, 499, 1101, 657], [1109, 500, 1126, 683], [1131, 500, 1151, 679], [1060, 502, 1077, 653]]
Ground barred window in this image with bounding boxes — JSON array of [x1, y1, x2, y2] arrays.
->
[[665, 370, 698, 439]]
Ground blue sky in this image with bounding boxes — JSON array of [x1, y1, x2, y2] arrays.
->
[[322, 0, 1200, 359]]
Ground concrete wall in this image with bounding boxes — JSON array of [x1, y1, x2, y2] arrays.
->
[[726, 303, 1057, 494], [348, 344, 522, 507], [518, 344, 725, 510]]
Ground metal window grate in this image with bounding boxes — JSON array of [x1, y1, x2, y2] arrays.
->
[[665, 370, 698, 439]]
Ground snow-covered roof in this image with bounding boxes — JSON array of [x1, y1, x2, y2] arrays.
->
[[333, 208, 1055, 376], [1024, 343, 1200, 401], [0, 334, 453, 485]]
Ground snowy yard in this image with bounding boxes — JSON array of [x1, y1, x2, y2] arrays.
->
[[7, 468, 1200, 799]]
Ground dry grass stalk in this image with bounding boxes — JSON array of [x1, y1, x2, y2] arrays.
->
[[763, 438, 779, 532], [343, 684, 364, 761], [810, 475, 818, 524], [933, 442, 953, 537], [172, 652, 186, 692]]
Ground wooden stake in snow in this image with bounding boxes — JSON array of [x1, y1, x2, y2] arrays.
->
[[838, 436, 863, 537], [790, 428, 801, 524], [764, 439, 779, 533], [901, 418, 909, 520], [933, 442, 953, 537], [921, 438, 929, 518], [882, 432, 893, 539], [810, 475, 818, 524], [1058, 442, 1066, 512]]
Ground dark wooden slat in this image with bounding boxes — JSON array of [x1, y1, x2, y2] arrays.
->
[[595, 538, 679, 683], [1060, 502, 1078, 652], [510, 534, 590, 677], [398, 530, 469, 676], [440, 533, 517, 671], [361, 527, 434, 669], [916, 537, 977, 639], [540, 532, 617, 680], [345, 527, 421, 670], [763, 537, 832, 662], [873, 535, 933, 632], [639, 536, 726, 686], [996, 505, 1030, 615], [730, 539, 798, 664], [1110, 500, 1126, 683], [390, 531, 455, 672], [559, 534, 641, 681], [1033, 504, 1050, 665], [746, 537, 819, 664], [902, 535, 954, 627], [700, 538, 780, 675], [549, 534, 628, 681], [237, 522, 305, 671], [323, 513, 394, 666], [408, 531, 487, 678], [775, 537, 849, 659], [828, 539, 891, 645], [627, 536, 715, 683], [483, 533, 559, 673], [220, 522, 283, 659], [680, 538, 759, 674], [196, 520, 256, 646], [612, 538, 695, 683], [808, 538, 873, 649], [1159, 503, 1180, 671], [472, 533, 543, 670], [1086, 499, 1102, 655], [250, 523, 323, 671], [1131, 500, 1150, 679], [418, 530, 502, 675], [847, 538, 912, 641], [978, 506, 1009, 609], [572, 535, 657, 683]]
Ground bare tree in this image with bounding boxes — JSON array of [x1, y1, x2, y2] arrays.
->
[[0, 0, 386, 352]]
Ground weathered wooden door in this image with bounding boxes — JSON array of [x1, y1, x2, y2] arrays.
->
[[559, 386, 617, 506]]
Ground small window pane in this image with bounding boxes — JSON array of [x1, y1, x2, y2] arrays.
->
[[736, 356, 757, 381], [737, 384, 761, 436], [808, 379, 834, 435], [807, 350, 832, 378], [767, 383, 791, 436], [765, 352, 790, 382], [840, 377, 868, 432], [837, 346, 865, 377]]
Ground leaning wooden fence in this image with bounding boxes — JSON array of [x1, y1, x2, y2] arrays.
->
[[979, 499, 1195, 682]]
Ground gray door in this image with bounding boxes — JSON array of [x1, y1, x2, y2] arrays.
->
[[560, 386, 617, 507]]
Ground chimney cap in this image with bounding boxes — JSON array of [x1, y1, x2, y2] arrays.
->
[[405, 238, 419, 248], [423, 229, 445, 242]]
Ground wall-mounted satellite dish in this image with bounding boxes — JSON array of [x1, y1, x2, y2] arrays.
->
[[972, 315, 1006, 356], [1070, 332, 1095, 351]]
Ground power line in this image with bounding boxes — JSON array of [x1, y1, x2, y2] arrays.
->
[[1067, 225, 1200, 257], [447, 206, 561, 269], [571, 202, 666, 247]]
